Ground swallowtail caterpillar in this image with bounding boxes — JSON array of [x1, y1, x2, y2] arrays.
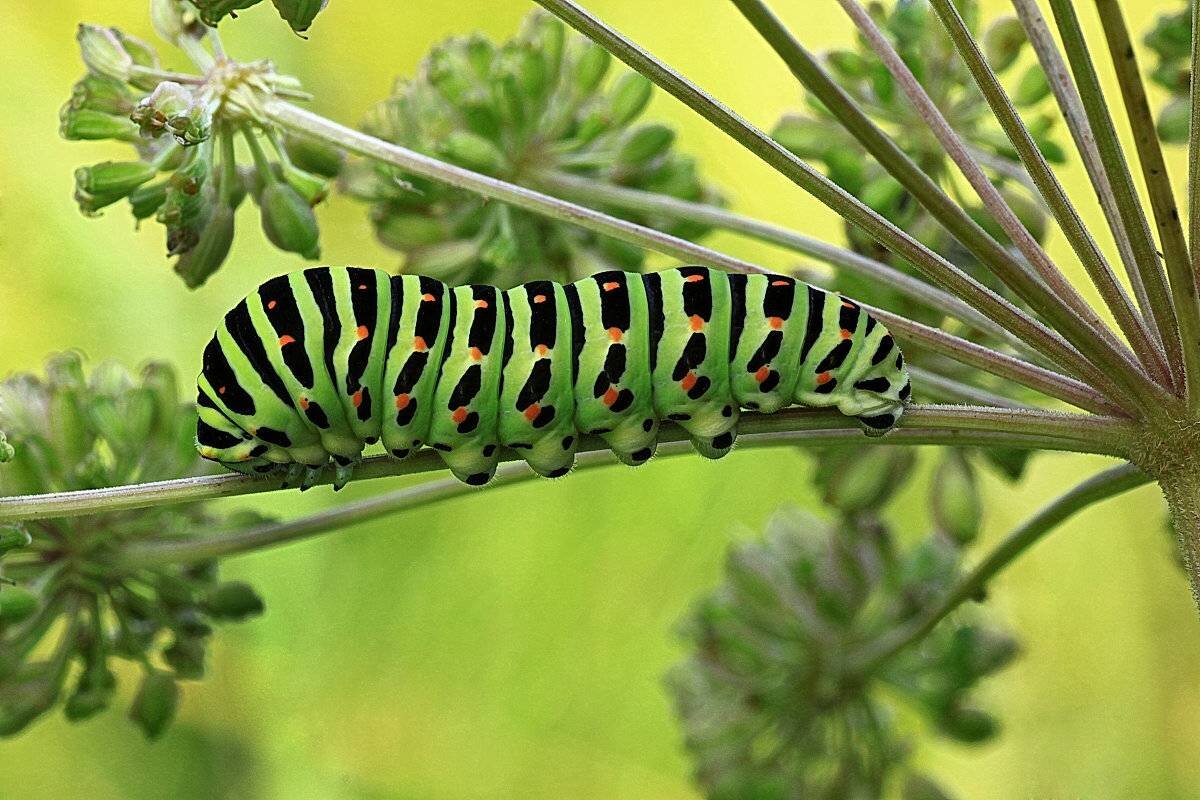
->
[[196, 266, 910, 489]]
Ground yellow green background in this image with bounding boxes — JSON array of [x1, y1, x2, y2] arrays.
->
[[1, 0, 1198, 797]]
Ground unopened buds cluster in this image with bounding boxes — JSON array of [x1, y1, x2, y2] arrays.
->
[[63, 13, 341, 287], [773, 0, 1059, 332], [1144, 4, 1192, 144], [668, 508, 1017, 800], [0, 354, 267, 739], [342, 10, 722, 286]]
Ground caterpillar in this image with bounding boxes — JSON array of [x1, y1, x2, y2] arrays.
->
[[195, 266, 910, 490]]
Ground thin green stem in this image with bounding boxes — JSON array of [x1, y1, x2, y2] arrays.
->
[[849, 463, 1151, 675], [532, 169, 1016, 345], [531, 0, 1126, 404], [0, 406, 1133, 524], [928, 0, 1170, 389], [1093, 0, 1195, 400], [838, 0, 1164, 411], [1011, 0, 1176, 376], [1048, 0, 1200, 409], [1192, 0, 1200, 400], [905, 367, 1027, 409]]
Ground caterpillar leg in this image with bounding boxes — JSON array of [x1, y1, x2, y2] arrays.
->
[[690, 425, 738, 460], [598, 415, 659, 466]]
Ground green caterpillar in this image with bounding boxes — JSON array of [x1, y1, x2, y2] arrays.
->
[[196, 266, 910, 489]]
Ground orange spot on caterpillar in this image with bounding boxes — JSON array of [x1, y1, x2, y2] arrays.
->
[[523, 403, 541, 422], [469, 347, 483, 361], [413, 336, 427, 352], [278, 335, 296, 346], [217, 386, 226, 395], [451, 407, 468, 424], [535, 344, 549, 356], [840, 329, 852, 340], [841, 300, 857, 309], [767, 316, 783, 330], [395, 393, 410, 410], [754, 366, 770, 383], [356, 325, 369, 340], [533, 294, 547, 304], [267, 300, 277, 310], [358, 284, 368, 290], [474, 299, 489, 309], [684, 274, 705, 283], [351, 389, 364, 408], [603, 387, 620, 406], [770, 280, 789, 286], [607, 326, 623, 342], [421, 293, 435, 302], [816, 372, 832, 385], [689, 315, 704, 332], [680, 372, 698, 391], [603, 281, 620, 292], [299, 396, 310, 410]]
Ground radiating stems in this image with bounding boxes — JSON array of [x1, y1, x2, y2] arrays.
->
[[1010, 0, 1175, 376], [906, 367, 1028, 409], [0, 405, 1133, 524], [928, 0, 1171, 389], [849, 463, 1151, 675], [1192, 0, 1200, 409], [532, 169, 1017, 345], [1048, 0, 1200, 409], [837, 0, 1166, 413]]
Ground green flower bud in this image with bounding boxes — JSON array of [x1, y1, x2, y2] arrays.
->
[[0, 587, 38, 625], [74, 160, 158, 215], [0, 432, 12, 463], [984, 16, 1027, 73], [772, 114, 834, 160], [151, 0, 207, 47], [937, 704, 999, 743], [932, 451, 982, 544], [607, 73, 653, 126], [77, 24, 134, 82], [192, 0, 260, 28], [1158, 96, 1190, 145], [441, 131, 508, 175], [573, 41, 611, 93], [617, 124, 675, 166], [173, 203, 235, 288], [1013, 63, 1051, 107], [374, 212, 447, 250], [158, 146, 215, 255], [0, 667, 61, 737], [129, 670, 179, 739], [64, 662, 116, 722], [203, 581, 265, 621], [819, 447, 915, 514], [68, 74, 136, 115], [60, 108, 137, 142], [279, 161, 329, 205], [283, 134, 343, 178], [0, 525, 32, 556], [259, 181, 321, 259], [128, 180, 169, 222], [826, 49, 870, 80], [131, 82, 211, 146], [163, 636, 206, 680], [271, 0, 329, 33], [405, 239, 483, 281]]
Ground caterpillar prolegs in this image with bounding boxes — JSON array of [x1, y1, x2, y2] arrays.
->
[[195, 266, 911, 489]]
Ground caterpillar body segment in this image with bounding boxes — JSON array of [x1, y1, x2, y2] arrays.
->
[[195, 266, 911, 489]]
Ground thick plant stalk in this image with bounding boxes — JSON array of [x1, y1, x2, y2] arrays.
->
[[1047, 0, 1200, 408], [836, 0, 1162, 406], [1010, 0, 1176, 376], [530, 0, 1150, 413], [927, 0, 1171, 388], [0, 406, 1134, 524]]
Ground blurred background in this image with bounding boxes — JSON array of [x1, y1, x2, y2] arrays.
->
[[1, 0, 1198, 797]]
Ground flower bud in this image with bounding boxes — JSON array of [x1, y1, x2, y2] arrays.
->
[[272, 0, 329, 33], [129, 669, 179, 739], [0, 432, 12, 463], [280, 161, 329, 205], [373, 212, 447, 250], [158, 147, 215, 255], [441, 131, 508, 174], [60, 108, 137, 142], [937, 703, 999, 743], [0, 587, 38, 624], [151, 0, 207, 47], [163, 636, 207, 679], [1013, 63, 1051, 107], [128, 180, 169, 221], [1158, 96, 1190, 145], [74, 160, 158, 214], [984, 16, 1027, 73], [64, 662, 116, 721], [173, 203, 235, 288], [607, 73, 653, 126], [283, 134, 344, 178], [193, 0, 262, 27], [819, 447, 915, 514], [131, 82, 211, 146], [203, 581, 265, 621], [77, 24, 134, 82], [0, 524, 32, 556], [617, 124, 675, 166], [405, 239, 482, 282], [259, 181, 321, 258], [931, 451, 982, 545], [573, 41, 611, 93], [826, 49, 869, 80]]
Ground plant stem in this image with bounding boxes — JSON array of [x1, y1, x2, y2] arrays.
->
[[928, 0, 1170, 389], [532, 169, 1016, 345], [849, 463, 1151, 675], [531, 0, 1121, 400], [0, 406, 1132, 524], [838, 0, 1164, 412], [1047, 0, 1200, 409], [905, 367, 1026, 409], [1011, 0, 1176, 377]]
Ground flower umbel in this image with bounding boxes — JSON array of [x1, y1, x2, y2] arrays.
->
[[0, 354, 267, 739]]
